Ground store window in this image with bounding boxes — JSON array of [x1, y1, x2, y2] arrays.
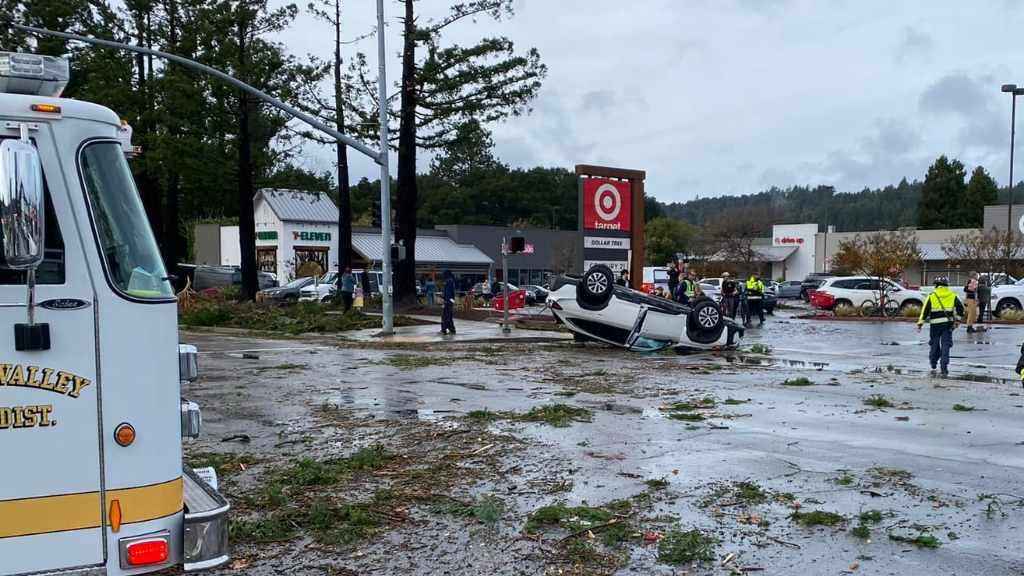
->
[[257, 248, 277, 274], [294, 247, 328, 276]]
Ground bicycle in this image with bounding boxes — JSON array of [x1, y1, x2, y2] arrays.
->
[[860, 285, 900, 317]]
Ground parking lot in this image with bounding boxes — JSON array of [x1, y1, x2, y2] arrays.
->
[[177, 310, 1024, 575]]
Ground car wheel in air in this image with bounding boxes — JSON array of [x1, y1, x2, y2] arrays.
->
[[686, 300, 725, 345], [577, 265, 615, 307]]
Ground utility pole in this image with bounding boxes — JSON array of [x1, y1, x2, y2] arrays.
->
[[502, 238, 510, 335]]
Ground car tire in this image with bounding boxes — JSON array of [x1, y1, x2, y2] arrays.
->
[[577, 265, 615, 307], [997, 298, 1021, 317], [801, 290, 810, 302], [766, 307, 775, 314], [686, 298, 725, 345], [321, 296, 332, 303], [284, 294, 297, 303]]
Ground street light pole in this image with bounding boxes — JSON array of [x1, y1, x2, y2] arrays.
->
[[376, 0, 394, 335], [1002, 84, 1024, 282]]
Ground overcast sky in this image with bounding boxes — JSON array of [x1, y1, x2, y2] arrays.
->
[[278, 0, 1024, 204]]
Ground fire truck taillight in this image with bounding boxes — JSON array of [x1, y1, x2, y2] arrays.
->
[[126, 539, 168, 566]]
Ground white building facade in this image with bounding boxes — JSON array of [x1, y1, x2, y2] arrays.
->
[[253, 189, 339, 280]]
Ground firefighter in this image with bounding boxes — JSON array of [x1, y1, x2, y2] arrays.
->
[[916, 276, 964, 377], [745, 272, 766, 326]]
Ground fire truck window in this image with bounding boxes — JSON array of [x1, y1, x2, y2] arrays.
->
[[80, 142, 173, 300], [0, 173, 65, 285]]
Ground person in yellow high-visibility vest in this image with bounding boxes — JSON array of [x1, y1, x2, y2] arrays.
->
[[745, 272, 766, 326], [916, 276, 965, 377], [1015, 339, 1024, 384]]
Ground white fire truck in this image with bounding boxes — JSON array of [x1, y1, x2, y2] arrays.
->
[[0, 52, 229, 574]]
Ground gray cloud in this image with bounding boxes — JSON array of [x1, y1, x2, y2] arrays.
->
[[919, 73, 990, 117], [579, 89, 617, 114], [282, 0, 1024, 201], [919, 72, 1007, 152], [805, 118, 929, 190], [896, 27, 933, 61]]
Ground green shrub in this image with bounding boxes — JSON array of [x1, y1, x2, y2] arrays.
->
[[834, 304, 857, 317], [899, 304, 922, 318], [999, 309, 1024, 321]]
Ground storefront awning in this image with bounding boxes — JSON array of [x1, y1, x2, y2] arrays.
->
[[680, 245, 798, 263], [351, 233, 493, 266], [750, 245, 798, 262]]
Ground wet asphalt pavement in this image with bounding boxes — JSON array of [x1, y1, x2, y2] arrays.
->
[[179, 308, 1024, 576]]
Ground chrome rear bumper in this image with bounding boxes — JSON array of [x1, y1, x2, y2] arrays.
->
[[183, 466, 230, 572]]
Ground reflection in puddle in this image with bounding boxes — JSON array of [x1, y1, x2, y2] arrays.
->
[[578, 401, 643, 415]]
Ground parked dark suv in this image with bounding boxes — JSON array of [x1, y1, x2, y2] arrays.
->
[[800, 273, 835, 301]]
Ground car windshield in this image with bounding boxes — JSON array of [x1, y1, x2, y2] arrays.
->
[[80, 142, 173, 300], [284, 278, 309, 289]]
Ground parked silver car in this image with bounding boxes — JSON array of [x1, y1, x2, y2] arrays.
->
[[776, 280, 803, 299]]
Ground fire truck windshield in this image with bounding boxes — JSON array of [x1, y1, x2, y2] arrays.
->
[[80, 141, 173, 300]]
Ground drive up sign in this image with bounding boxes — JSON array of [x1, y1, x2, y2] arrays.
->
[[583, 178, 631, 232]]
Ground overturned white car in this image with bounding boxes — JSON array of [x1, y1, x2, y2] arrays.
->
[[548, 265, 745, 351]]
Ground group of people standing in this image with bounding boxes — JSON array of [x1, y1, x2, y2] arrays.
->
[[653, 263, 767, 327]]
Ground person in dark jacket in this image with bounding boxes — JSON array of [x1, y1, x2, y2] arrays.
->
[[615, 270, 630, 288], [720, 272, 738, 319], [964, 272, 980, 332], [440, 269, 457, 335], [978, 276, 991, 324], [667, 262, 679, 298]]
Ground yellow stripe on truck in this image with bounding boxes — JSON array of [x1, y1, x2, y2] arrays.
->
[[0, 477, 182, 539]]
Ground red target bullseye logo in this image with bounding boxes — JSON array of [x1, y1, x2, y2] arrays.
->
[[583, 178, 631, 231], [594, 184, 621, 222]]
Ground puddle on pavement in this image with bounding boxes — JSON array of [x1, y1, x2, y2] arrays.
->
[[718, 355, 830, 371], [577, 401, 643, 415]]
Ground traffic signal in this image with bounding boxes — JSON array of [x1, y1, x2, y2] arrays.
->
[[371, 201, 382, 228], [510, 235, 525, 253], [391, 243, 406, 261]]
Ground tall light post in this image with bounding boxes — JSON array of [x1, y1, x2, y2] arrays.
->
[[1002, 84, 1024, 281]]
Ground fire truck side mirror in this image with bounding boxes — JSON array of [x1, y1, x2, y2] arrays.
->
[[0, 138, 45, 270]]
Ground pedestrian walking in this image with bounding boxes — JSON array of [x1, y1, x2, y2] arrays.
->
[[916, 276, 964, 377], [340, 267, 356, 312], [745, 272, 766, 326], [667, 262, 679, 299], [965, 272, 980, 332], [440, 269, 457, 335], [978, 275, 991, 324], [616, 270, 631, 288], [720, 272, 738, 319], [482, 278, 492, 306]]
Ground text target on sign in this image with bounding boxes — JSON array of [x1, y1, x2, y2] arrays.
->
[[583, 178, 631, 232]]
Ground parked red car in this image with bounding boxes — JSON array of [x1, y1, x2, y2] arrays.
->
[[809, 289, 835, 309]]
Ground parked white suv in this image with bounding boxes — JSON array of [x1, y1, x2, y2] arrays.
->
[[299, 270, 386, 302], [814, 276, 925, 311]]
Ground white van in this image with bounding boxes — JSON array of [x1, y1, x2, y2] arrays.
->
[[641, 266, 671, 294]]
